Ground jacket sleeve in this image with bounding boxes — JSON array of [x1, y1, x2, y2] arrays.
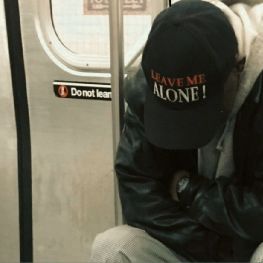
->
[[179, 166, 263, 242], [179, 74, 263, 242], [115, 107, 224, 262]]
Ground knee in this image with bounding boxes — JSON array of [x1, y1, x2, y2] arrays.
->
[[89, 225, 146, 263], [251, 242, 263, 263], [92, 225, 145, 250]]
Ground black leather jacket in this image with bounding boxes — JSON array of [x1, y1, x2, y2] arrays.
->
[[115, 68, 263, 262]]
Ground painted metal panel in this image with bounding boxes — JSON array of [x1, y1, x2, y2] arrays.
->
[[19, 0, 115, 261], [0, 0, 20, 261]]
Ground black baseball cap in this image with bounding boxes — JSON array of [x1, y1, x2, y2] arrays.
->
[[142, 0, 238, 149]]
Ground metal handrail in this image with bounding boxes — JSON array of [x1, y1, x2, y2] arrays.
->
[[109, 0, 125, 226]]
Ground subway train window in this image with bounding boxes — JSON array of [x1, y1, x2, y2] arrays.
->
[[51, 0, 110, 63], [37, 0, 164, 73]]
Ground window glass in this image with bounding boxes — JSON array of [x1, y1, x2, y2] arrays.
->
[[51, 0, 109, 60], [50, 0, 163, 69]]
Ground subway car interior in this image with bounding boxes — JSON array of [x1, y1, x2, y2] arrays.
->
[[1, 0, 263, 262], [1, 0, 171, 262]]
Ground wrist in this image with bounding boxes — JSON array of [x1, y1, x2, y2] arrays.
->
[[178, 175, 210, 208], [176, 176, 190, 195]]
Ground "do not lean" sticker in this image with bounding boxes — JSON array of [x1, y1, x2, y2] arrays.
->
[[53, 81, 112, 101]]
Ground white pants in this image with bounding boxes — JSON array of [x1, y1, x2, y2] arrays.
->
[[89, 225, 263, 263]]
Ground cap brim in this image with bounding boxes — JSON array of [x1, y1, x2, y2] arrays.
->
[[144, 87, 225, 150]]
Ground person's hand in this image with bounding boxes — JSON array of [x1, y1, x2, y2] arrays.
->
[[170, 170, 190, 201]]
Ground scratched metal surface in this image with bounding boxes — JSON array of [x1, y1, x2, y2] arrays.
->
[[0, 1, 20, 262], [19, 0, 115, 261]]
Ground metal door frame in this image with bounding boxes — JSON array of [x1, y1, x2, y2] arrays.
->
[[4, 0, 32, 261]]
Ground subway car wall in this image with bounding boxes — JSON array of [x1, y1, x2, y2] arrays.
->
[[0, 0, 167, 262]]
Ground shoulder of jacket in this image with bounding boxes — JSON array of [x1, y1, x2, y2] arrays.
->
[[124, 67, 147, 122]]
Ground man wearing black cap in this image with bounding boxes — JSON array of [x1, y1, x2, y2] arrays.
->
[[89, 0, 263, 262]]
